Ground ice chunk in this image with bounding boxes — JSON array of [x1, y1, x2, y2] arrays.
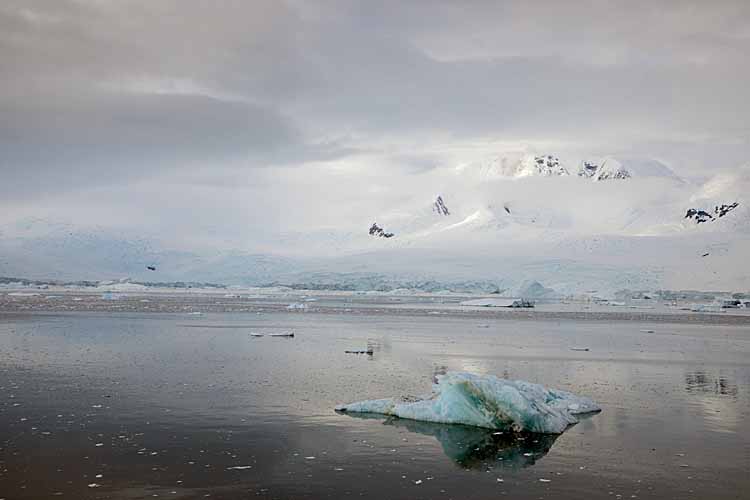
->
[[335, 371, 600, 434], [460, 299, 535, 308]]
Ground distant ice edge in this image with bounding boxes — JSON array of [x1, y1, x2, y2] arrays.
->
[[335, 371, 600, 434]]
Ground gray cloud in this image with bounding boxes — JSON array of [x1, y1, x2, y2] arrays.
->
[[1, 0, 749, 219]]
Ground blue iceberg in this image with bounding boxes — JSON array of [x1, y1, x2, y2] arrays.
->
[[335, 371, 600, 434]]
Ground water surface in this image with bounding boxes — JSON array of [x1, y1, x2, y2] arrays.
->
[[1, 308, 748, 499]]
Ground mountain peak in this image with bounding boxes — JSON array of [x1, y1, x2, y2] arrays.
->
[[578, 157, 679, 182], [461, 153, 570, 179], [517, 154, 569, 177]]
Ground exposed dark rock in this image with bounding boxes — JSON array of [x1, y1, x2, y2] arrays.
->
[[535, 155, 561, 170], [715, 202, 739, 218], [685, 202, 739, 224], [433, 196, 450, 216], [578, 161, 599, 178], [685, 208, 714, 223], [596, 168, 631, 180], [369, 222, 394, 238]]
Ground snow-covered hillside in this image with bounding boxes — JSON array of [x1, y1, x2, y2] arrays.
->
[[457, 153, 569, 180], [577, 157, 682, 182]]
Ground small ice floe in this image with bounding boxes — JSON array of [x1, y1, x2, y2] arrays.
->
[[287, 303, 308, 310], [336, 371, 600, 434], [539, 478, 551, 483], [460, 299, 534, 308], [345, 348, 373, 355], [496, 478, 504, 483], [88, 483, 101, 488], [570, 347, 590, 352], [95, 443, 104, 447], [304, 456, 316, 460], [226, 466, 252, 470], [690, 304, 724, 313], [414, 480, 422, 485]]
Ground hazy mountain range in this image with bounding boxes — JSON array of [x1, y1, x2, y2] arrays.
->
[[2, 153, 748, 296]]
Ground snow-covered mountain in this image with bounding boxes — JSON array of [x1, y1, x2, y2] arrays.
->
[[2, 157, 748, 295], [457, 153, 569, 179], [577, 157, 682, 182]]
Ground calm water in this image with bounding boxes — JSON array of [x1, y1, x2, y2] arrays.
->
[[1, 310, 749, 499]]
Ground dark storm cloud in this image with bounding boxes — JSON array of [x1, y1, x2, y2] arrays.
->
[[1, 0, 749, 200]]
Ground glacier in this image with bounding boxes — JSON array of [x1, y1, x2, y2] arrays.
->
[[335, 371, 600, 434]]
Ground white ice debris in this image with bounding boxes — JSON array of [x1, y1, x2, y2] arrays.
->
[[336, 371, 600, 434], [287, 302, 308, 310], [460, 298, 535, 308], [461, 298, 516, 307]]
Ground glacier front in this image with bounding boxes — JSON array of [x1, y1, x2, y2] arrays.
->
[[335, 371, 600, 434]]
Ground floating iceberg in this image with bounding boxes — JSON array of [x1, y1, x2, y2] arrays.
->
[[460, 298, 535, 308], [335, 372, 600, 434], [286, 302, 308, 310]]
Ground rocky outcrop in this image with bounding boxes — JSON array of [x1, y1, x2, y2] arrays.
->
[[715, 202, 739, 218], [595, 164, 631, 180], [685, 202, 739, 224], [578, 159, 631, 180], [685, 208, 714, 223], [527, 155, 569, 176], [433, 196, 450, 216], [369, 222, 394, 238], [578, 161, 599, 179]]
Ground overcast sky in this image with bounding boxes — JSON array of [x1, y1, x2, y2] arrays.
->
[[1, 0, 749, 250]]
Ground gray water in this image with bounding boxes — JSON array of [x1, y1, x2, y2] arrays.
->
[[1, 309, 749, 499]]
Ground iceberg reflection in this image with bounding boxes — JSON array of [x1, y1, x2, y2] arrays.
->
[[339, 412, 560, 469]]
